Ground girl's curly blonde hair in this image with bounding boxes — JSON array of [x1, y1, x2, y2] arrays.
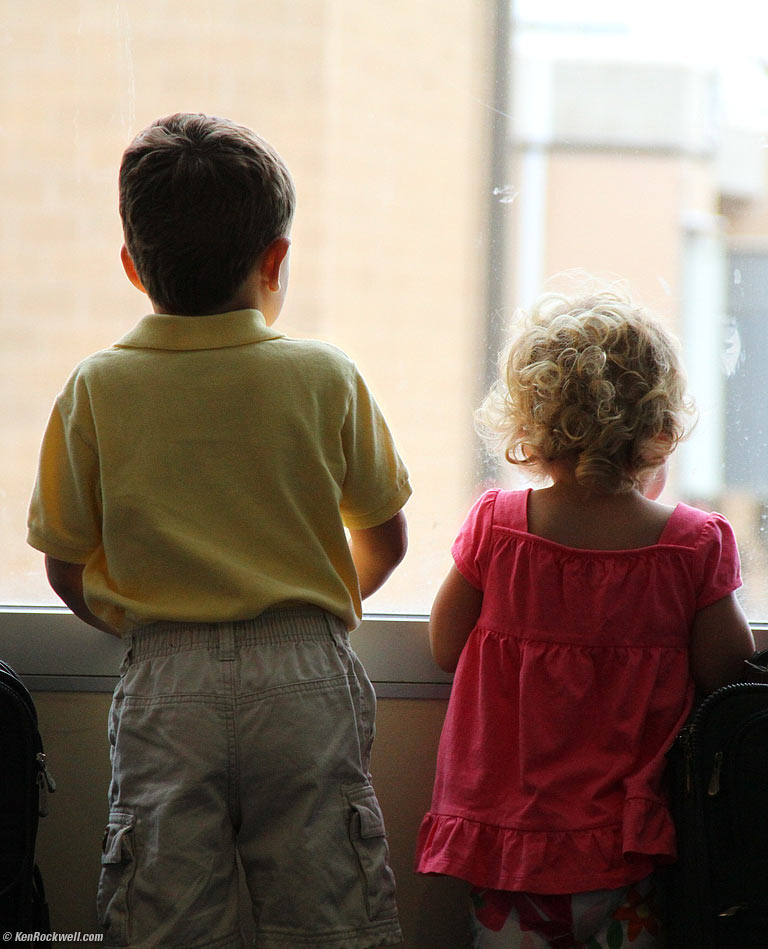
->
[[477, 289, 696, 493]]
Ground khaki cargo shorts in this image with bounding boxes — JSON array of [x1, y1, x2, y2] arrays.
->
[[98, 606, 402, 948]]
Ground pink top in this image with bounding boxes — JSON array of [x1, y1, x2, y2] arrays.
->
[[415, 489, 742, 894]]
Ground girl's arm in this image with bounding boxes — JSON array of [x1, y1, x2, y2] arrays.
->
[[45, 555, 119, 636], [689, 591, 755, 693], [429, 565, 483, 673]]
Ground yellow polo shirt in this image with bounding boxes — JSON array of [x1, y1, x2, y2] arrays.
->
[[27, 310, 411, 632]]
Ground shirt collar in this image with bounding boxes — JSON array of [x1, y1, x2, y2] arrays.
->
[[114, 309, 284, 351]]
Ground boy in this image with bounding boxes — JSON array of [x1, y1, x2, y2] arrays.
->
[[27, 113, 410, 948]]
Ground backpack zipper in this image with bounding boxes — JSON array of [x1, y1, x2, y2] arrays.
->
[[683, 682, 765, 798], [679, 682, 768, 921], [707, 751, 723, 796]]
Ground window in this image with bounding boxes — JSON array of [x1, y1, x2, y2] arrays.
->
[[2, 0, 495, 620], [4, 0, 768, 641]]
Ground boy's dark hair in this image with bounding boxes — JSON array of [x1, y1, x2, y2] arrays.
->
[[119, 113, 295, 315]]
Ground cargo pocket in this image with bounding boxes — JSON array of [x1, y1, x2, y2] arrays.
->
[[344, 785, 398, 921], [96, 811, 136, 945]]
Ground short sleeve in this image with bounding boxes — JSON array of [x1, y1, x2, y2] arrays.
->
[[339, 367, 411, 530], [26, 377, 102, 563], [696, 512, 742, 610], [450, 490, 499, 590]]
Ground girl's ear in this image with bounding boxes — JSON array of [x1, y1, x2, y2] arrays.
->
[[260, 236, 291, 292], [120, 245, 147, 293], [641, 457, 670, 500]]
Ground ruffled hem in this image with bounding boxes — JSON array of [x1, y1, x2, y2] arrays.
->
[[621, 796, 677, 861], [414, 800, 676, 894]]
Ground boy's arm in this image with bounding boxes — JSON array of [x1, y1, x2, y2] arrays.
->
[[348, 510, 408, 600], [45, 556, 119, 636]]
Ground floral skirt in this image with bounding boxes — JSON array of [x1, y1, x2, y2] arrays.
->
[[470, 873, 663, 949]]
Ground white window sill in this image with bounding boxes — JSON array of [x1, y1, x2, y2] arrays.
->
[[4, 606, 764, 698], [0, 606, 453, 698]]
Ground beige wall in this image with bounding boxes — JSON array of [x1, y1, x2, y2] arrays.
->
[[724, 149, 768, 245], [34, 692, 471, 948], [541, 152, 717, 318]]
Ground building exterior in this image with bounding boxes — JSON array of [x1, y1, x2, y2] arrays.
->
[[4, 1, 768, 616], [1, 0, 492, 613], [505, 19, 768, 616]]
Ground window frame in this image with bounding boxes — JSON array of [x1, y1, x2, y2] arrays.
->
[[0, 606, 452, 698], [3, 606, 765, 697]]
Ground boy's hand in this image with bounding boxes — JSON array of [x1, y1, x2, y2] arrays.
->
[[348, 511, 408, 600], [45, 556, 119, 636]]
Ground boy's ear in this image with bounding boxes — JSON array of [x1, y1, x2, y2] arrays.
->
[[261, 237, 291, 292], [120, 245, 147, 293]]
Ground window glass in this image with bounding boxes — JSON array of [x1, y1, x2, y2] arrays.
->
[[4, 1, 768, 619], [510, 0, 768, 620]]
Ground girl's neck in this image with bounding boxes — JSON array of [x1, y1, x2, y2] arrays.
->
[[526, 465, 676, 551]]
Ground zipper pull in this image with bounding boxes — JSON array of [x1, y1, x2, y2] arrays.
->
[[707, 751, 723, 796], [37, 752, 57, 792], [719, 903, 747, 918], [36, 752, 57, 817]]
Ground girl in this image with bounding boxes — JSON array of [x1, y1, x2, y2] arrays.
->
[[415, 289, 755, 948]]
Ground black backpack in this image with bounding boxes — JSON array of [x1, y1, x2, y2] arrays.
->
[[0, 660, 55, 931], [665, 666, 768, 948]]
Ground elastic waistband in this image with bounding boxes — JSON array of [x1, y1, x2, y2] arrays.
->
[[124, 605, 346, 661]]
